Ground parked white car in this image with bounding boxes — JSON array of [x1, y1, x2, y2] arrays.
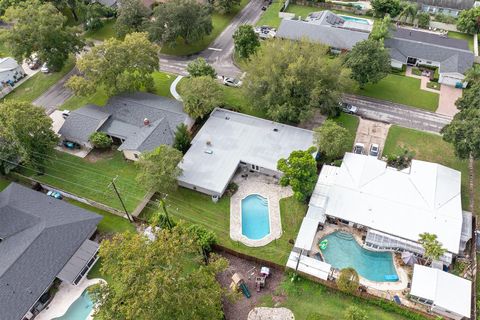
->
[[369, 144, 380, 157], [40, 63, 49, 73], [223, 77, 242, 87], [353, 143, 364, 155]]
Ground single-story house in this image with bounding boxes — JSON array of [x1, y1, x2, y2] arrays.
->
[[0, 57, 25, 85], [59, 92, 193, 160], [276, 11, 373, 51], [178, 108, 315, 198], [0, 183, 102, 320], [385, 28, 474, 87], [306, 153, 471, 266], [410, 264, 471, 319], [409, 0, 475, 17]]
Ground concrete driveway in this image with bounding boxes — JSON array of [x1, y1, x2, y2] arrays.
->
[[354, 119, 390, 157], [436, 85, 462, 117]]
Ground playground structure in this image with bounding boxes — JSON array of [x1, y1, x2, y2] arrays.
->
[[230, 267, 271, 297], [231, 273, 251, 298]]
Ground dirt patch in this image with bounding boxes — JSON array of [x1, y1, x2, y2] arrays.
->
[[298, 110, 327, 130], [85, 148, 119, 163], [217, 252, 283, 320]]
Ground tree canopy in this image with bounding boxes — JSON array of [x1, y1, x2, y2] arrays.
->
[[0, 100, 58, 174], [67, 32, 159, 97], [173, 123, 192, 154], [2, 0, 83, 71], [186, 58, 217, 78], [416, 12, 430, 28], [314, 120, 350, 160], [418, 232, 446, 264], [457, 7, 480, 34], [336, 268, 359, 293], [370, 15, 392, 41], [345, 39, 391, 88], [136, 145, 183, 193], [89, 132, 112, 149], [90, 226, 227, 320], [233, 25, 260, 60], [371, 0, 402, 17], [115, 0, 150, 38], [149, 0, 213, 45], [181, 76, 223, 119], [212, 0, 240, 14], [277, 147, 318, 202], [242, 39, 353, 123]]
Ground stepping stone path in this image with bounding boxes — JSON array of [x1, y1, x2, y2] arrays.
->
[[247, 307, 294, 320]]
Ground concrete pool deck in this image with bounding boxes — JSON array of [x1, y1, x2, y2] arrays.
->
[[230, 173, 293, 247], [36, 277, 105, 320]]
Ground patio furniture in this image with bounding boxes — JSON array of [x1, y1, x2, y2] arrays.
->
[[255, 276, 265, 292], [393, 295, 402, 305]]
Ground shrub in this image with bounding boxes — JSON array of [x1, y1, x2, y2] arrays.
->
[[89, 132, 112, 149], [416, 12, 430, 28], [224, 182, 239, 197], [344, 306, 368, 320], [187, 224, 217, 254], [337, 268, 359, 293], [173, 123, 191, 154], [386, 149, 414, 170]]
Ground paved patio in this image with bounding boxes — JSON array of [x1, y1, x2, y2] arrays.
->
[[230, 173, 293, 247], [354, 119, 390, 158], [36, 277, 105, 320]]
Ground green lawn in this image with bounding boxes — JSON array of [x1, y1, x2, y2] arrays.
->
[[383, 126, 470, 208], [352, 74, 439, 112], [161, 0, 249, 56], [448, 31, 474, 51], [61, 71, 176, 110], [257, 0, 284, 27], [3, 57, 76, 103], [261, 276, 417, 320], [140, 188, 306, 265], [85, 19, 117, 41], [331, 113, 360, 154], [0, 177, 10, 191], [0, 30, 11, 57]]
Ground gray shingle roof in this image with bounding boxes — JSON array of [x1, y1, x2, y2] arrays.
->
[[276, 15, 371, 50], [385, 28, 474, 74], [0, 183, 102, 320], [410, 0, 474, 10]]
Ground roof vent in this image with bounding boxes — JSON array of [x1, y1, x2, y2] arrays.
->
[[206, 140, 212, 146], [144, 118, 150, 126], [225, 116, 230, 120], [273, 128, 279, 132]]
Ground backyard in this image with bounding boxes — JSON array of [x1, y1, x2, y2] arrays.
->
[[383, 126, 471, 208], [84, 19, 116, 41], [352, 74, 440, 112]]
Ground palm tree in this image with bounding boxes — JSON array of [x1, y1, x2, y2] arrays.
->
[[466, 64, 480, 84], [398, 2, 419, 24], [418, 232, 446, 265]]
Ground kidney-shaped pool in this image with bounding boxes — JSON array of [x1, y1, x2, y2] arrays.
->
[[241, 194, 270, 240]]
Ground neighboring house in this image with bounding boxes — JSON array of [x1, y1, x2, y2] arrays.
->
[[409, 0, 475, 17], [410, 264, 471, 320], [0, 183, 102, 320], [304, 153, 471, 266], [178, 108, 314, 198], [0, 57, 25, 85], [385, 27, 474, 87], [276, 11, 373, 51], [59, 92, 193, 161]]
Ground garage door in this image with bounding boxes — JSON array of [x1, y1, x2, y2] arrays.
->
[[440, 75, 461, 87]]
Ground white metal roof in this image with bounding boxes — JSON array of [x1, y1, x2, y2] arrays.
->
[[411, 264, 471, 318], [178, 108, 314, 195], [286, 251, 331, 280], [312, 153, 463, 253], [0, 57, 20, 73], [294, 217, 320, 251]]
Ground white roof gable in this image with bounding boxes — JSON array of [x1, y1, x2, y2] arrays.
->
[[313, 153, 463, 253], [411, 264, 471, 318], [0, 57, 20, 73]]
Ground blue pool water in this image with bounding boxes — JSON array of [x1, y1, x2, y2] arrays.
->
[[53, 289, 94, 320], [321, 231, 398, 282], [241, 194, 270, 240], [340, 15, 370, 24]]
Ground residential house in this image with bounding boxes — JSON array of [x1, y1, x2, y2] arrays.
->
[[59, 92, 193, 160], [178, 108, 314, 198], [0, 183, 102, 320], [276, 11, 373, 51], [409, 0, 475, 17], [0, 57, 25, 85], [299, 153, 471, 267], [410, 264, 471, 319], [385, 27, 474, 87]]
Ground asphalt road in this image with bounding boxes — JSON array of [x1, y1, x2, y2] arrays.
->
[[343, 94, 452, 134], [33, 68, 78, 110]]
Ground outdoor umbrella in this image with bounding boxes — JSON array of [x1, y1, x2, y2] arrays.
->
[[401, 251, 417, 265]]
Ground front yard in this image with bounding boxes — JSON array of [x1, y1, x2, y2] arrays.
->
[[383, 126, 471, 208], [352, 74, 440, 112], [331, 113, 360, 154]]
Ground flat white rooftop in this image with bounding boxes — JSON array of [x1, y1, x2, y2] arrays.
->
[[178, 108, 314, 195], [313, 153, 463, 253]]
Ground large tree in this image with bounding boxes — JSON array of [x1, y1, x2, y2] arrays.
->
[[345, 39, 391, 88], [212, 0, 240, 14], [67, 32, 159, 97], [90, 226, 227, 320], [371, 0, 402, 17], [233, 25, 260, 60], [2, 0, 83, 71], [336, 268, 359, 293], [0, 101, 58, 174], [181, 76, 223, 119], [186, 58, 217, 78], [136, 145, 183, 193], [314, 120, 350, 160], [397, 2, 418, 23], [277, 147, 318, 202], [115, 0, 150, 38], [457, 6, 480, 35], [149, 0, 213, 46], [243, 39, 353, 123], [370, 14, 392, 41], [418, 232, 446, 264]]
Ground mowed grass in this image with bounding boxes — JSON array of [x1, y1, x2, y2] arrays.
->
[[261, 277, 416, 320], [140, 188, 306, 265], [161, 0, 249, 56], [352, 74, 439, 112], [85, 19, 116, 41], [331, 113, 360, 154], [448, 31, 474, 51], [3, 57, 76, 103], [383, 126, 470, 208], [61, 71, 176, 110], [0, 177, 11, 191], [257, 0, 285, 28]]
